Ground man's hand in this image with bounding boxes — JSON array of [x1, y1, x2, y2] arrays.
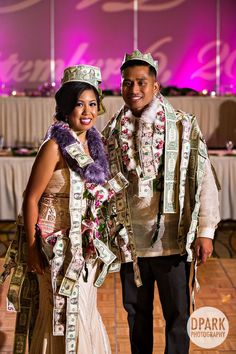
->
[[195, 237, 213, 265]]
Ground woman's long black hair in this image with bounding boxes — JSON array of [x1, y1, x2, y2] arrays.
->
[[55, 82, 100, 122]]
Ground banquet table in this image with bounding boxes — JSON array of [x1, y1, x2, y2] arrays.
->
[[209, 153, 236, 220], [0, 96, 236, 148], [0, 156, 34, 220], [0, 153, 235, 221]]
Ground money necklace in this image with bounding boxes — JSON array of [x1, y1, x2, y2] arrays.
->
[[44, 121, 109, 184], [119, 96, 166, 178]]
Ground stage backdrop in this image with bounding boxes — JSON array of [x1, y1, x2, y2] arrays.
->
[[0, 0, 235, 93]]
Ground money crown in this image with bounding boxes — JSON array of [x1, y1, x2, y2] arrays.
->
[[61, 65, 102, 91], [121, 49, 158, 74]]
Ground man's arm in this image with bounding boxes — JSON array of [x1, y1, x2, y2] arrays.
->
[[195, 158, 221, 265]]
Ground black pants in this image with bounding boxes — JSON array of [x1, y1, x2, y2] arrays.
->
[[120, 255, 191, 354]]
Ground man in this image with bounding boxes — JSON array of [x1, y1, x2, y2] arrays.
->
[[103, 50, 220, 354]]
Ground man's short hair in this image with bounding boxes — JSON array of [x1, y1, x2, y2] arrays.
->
[[121, 60, 157, 78]]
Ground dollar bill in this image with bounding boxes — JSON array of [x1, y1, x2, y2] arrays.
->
[[58, 277, 75, 297], [54, 295, 66, 309], [7, 264, 27, 311], [66, 251, 84, 281], [0, 240, 17, 285], [70, 209, 82, 224], [66, 338, 76, 353], [11, 265, 25, 286], [199, 139, 208, 158], [166, 120, 178, 150], [94, 263, 109, 287], [108, 172, 129, 193], [179, 139, 191, 215], [108, 262, 121, 273], [110, 162, 119, 176], [65, 142, 94, 167], [53, 236, 68, 258], [0, 262, 15, 284], [190, 122, 199, 142], [93, 238, 116, 266], [53, 324, 65, 336], [116, 193, 126, 212], [138, 177, 153, 198], [165, 151, 178, 181], [53, 308, 65, 336], [181, 118, 191, 139], [51, 255, 65, 281], [67, 312, 77, 326], [67, 297, 79, 313], [67, 325, 76, 339], [67, 230, 82, 248], [8, 284, 21, 311], [163, 181, 178, 213]]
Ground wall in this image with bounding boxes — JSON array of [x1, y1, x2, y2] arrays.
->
[[0, 0, 235, 92]]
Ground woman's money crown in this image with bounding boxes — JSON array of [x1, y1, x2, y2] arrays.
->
[[121, 49, 158, 74], [61, 65, 102, 91]]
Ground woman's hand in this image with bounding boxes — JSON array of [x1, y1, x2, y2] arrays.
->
[[27, 243, 45, 275]]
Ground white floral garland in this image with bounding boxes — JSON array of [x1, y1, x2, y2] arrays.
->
[[119, 96, 166, 177]]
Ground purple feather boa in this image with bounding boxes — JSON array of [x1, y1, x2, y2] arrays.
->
[[45, 122, 109, 184]]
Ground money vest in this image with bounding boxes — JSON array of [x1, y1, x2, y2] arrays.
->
[[103, 96, 209, 273], [0, 122, 125, 354]]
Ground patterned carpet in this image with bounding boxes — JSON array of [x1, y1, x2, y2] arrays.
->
[[0, 220, 235, 259]]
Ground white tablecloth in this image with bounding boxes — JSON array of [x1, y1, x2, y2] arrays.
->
[[209, 155, 236, 220], [1, 96, 236, 148], [0, 155, 235, 221]]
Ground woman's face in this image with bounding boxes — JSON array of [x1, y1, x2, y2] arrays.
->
[[68, 89, 98, 132]]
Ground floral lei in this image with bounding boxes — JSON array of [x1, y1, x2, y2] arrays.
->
[[119, 96, 166, 177]]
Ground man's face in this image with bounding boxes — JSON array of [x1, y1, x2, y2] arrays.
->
[[121, 65, 159, 116]]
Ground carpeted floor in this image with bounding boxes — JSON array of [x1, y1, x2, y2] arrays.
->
[[0, 220, 235, 259]]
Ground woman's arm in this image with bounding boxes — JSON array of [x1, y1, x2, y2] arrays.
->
[[22, 139, 63, 273]]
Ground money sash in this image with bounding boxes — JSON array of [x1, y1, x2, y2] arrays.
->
[[162, 96, 180, 213], [176, 113, 192, 254], [103, 131, 142, 287], [57, 169, 119, 353], [103, 96, 211, 264], [0, 219, 39, 354], [185, 120, 208, 262]]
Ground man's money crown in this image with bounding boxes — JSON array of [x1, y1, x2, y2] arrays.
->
[[121, 49, 158, 74], [61, 64, 102, 91]]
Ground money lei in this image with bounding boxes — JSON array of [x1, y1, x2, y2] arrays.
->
[[104, 96, 208, 257], [162, 97, 180, 214], [45, 121, 109, 184], [0, 123, 124, 354], [119, 95, 165, 177], [0, 221, 40, 354], [102, 129, 142, 287]]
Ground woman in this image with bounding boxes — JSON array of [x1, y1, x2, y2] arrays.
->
[[21, 64, 118, 354]]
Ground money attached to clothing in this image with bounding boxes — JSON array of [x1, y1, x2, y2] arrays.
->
[[65, 142, 94, 167]]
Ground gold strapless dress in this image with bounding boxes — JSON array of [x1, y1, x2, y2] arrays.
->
[[30, 169, 111, 354]]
